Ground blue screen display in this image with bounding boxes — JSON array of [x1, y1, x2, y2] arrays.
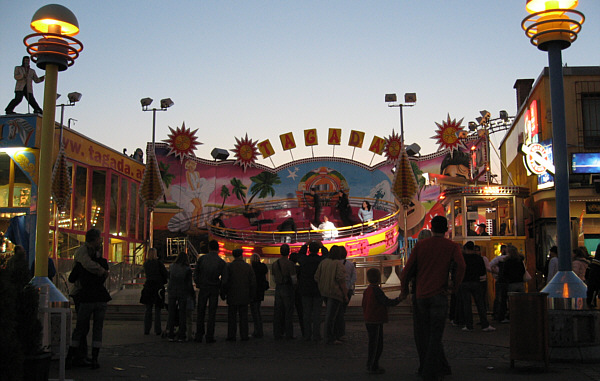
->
[[572, 153, 600, 174]]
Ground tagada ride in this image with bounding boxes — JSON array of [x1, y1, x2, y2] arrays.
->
[[206, 198, 401, 259]]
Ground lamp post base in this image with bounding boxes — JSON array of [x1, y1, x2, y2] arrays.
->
[[542, 270, 587, 310]]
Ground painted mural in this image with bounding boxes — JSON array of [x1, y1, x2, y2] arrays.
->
[[153, 125, 487, 240]]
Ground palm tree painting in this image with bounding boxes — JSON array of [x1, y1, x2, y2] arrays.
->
[[230, 177, 247, 206], [373, 188, 385, 209], [220, 184, 230, 209], [411, 161, 426, 198], [158, 161, 175, 204], [246, 171, 281, 209]]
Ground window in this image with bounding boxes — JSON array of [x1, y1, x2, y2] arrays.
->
[[73, 166, 87, 230], [583, 93, 600, 149], [13, 160, 31, 208], [129, 183, 137, 237], [120, 178, 128, 236], [91, 170, 106, 231], [109, 174, 119, 234], [56, 162, 73, 229]]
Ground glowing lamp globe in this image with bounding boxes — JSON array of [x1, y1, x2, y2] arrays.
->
[[525, 0, 578, 13], [522, 0, 584, 51], [30, 4, 79, 36], [25, 4, 83, 70]]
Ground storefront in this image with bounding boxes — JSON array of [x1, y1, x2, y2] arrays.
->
[[500, 66, 600, 279], [0, 114, 147, 273]]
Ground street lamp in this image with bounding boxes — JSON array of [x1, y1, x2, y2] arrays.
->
[[522, 0, 586, 307], [23, 4, 82, 286], [23, 5, 83, 379], [140, 97, 173, 249], [385, 93, 416, 145], [57, 91, 81, 130], [52, 91, 81, 268], [386, 93, 418, 262], [141, 97, 174, 148]]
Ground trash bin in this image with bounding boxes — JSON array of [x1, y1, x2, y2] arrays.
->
[[509, 292, 549, 369]]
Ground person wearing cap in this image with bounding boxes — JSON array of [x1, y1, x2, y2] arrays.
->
[[477, 223, 489, 236]]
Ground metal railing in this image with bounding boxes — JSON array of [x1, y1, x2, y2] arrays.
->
[[206, 198, 400, 244]]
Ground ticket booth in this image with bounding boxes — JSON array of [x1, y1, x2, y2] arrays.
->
[[439, 185, 531, 300]]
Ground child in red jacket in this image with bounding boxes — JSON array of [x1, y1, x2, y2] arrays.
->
[[362, 268, 400, 374]]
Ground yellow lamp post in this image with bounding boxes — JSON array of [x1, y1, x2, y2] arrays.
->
[[24, 3, 83, 286], [22, 5, 83, 377], [522, 0, 585, 307]]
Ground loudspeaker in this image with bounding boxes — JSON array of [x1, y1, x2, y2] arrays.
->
[[211, 148, 229, 161]]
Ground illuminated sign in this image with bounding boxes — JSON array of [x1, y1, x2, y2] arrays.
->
[[524, 100, 539, 146], [61, 129, 144, 180], [257, 139, 275, 159], [279, 132, 296, 151], [304, 129, 318, 146], [521, 143, 554, 175], [0, 116, 38, 148], [572, 152, 600, 174], [368, 136, 386, 155], [348, 130, 365, 148], [328, 128, 342, 145]]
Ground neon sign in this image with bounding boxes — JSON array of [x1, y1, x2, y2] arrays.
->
[[524, 100, 539, 146]]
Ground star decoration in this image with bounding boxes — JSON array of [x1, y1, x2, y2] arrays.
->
[[162, 122, 202, 162], [431, 114, 465, 151], [232, 133, 259, 172], [384, 130, 403, 164]]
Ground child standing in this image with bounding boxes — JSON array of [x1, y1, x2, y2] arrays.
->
[[361, 268, 400, 374]]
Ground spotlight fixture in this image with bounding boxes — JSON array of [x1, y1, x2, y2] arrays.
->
[[404, 93, 417, 103], [468, 121, 478, 131], [211, 148, 230, 161], [160, 98, 174, 109], [140, 97, 153, 108], [406, 143, 421, 157], [67, 91, 82, 103], [385, 93, 397, 103]]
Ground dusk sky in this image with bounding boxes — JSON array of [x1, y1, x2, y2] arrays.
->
[[1, 1, 599, 172]]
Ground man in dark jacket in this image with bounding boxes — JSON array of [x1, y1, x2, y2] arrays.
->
[[298, 241, 324, 341], [458, 242, 495, 332], [272, 244, 297, 339], [400, 216, 465, 381], [194, 240, 228, 343], [223, 249, 256, 341], [67, 243, 111, 369]]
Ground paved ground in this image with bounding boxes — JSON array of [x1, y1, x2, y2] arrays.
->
[[49, 289, 600, 381]]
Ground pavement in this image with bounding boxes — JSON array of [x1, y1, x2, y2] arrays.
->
[[49, 288, 600, 381]]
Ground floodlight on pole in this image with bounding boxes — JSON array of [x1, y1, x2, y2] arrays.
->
[[522, 0, 586, 308], [140, 97, 173, 249], [385, 92, 416, 145]]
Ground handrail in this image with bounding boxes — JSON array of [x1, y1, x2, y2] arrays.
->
[[207, 198, 400, 244]]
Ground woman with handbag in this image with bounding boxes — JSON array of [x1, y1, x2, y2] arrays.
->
[[140, 248, 168, 335]]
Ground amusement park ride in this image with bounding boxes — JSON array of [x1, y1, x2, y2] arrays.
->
[[151, 107, 527, 279]]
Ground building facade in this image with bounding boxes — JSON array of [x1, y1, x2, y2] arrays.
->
[[500, 66, 600, 274], [0, 114, 148, 272]]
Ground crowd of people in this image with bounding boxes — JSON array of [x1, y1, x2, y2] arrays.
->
[[132, 238, 418, 375], [64, 221, 600, 379]]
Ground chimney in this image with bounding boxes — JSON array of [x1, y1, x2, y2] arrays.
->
[[513, 79, 534, 110]]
